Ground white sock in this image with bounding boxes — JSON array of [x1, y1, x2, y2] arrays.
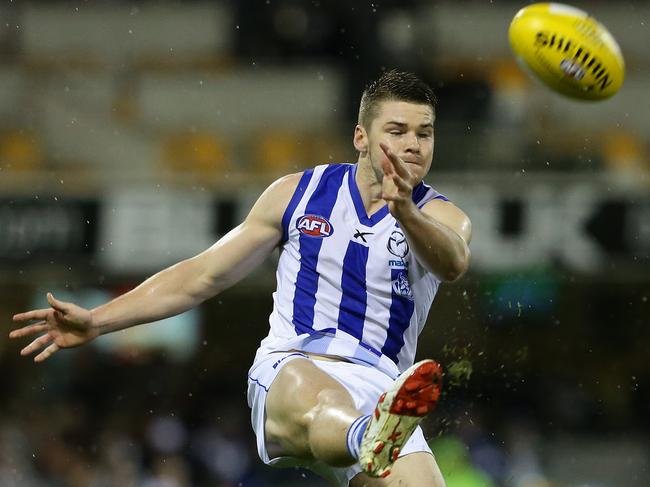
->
[[346, 414, 370, 460]]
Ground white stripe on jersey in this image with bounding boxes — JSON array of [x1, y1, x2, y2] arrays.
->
[[255, 163, 447, 379]]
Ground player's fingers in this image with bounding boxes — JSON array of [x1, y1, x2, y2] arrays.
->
[[379, 142, 395, 162], [379, 150, 394, 176], [34, 343, 59, 363], [380, 143, 408, 177], [20, 333, 52, 356], [9, 322, 48, 339], [12, 309, 50, 322], [392, 174, 412, 192], [47, 293, 70, 313]]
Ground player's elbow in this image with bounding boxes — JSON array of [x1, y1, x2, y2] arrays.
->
[[440, 247, 471, 282]]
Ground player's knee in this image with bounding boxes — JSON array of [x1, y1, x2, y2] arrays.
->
[[266, 359, 359, 462], [264, 361, 329, 454], [304, 389, 358, 465], [265, 395, 313, 455]]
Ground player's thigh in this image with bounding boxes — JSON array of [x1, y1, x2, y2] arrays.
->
[[265, 358, 357, 453], [349, 452, 446, 487]]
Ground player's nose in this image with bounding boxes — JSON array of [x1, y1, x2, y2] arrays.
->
[[403, 132, 420, 153]]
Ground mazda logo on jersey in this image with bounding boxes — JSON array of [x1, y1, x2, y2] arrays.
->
[[387, 230, 409, 258], [296, 214, 334, 237]]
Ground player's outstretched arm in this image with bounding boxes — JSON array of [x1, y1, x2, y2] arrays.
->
[[10, 173, 302, 361]]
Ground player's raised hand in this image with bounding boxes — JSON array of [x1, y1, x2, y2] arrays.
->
[[379, 142, 416, 218], [10, 293, 98, 362]]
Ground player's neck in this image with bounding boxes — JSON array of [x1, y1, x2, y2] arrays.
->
[[355, 159, 385, 215]]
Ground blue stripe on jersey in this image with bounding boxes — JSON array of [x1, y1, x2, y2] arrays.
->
[[281, 169, 314, 243], [412, 182, 429, 204], [292, 164, 347, 334], [337, 241, 369, 340], [413, 181, 450, 207], [381, 268, 415, 365], [358, 340, 382, 357]]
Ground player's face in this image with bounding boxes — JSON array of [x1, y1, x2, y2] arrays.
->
[[362, 100, 435, 184]]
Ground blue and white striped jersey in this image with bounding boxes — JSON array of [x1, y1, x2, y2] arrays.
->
[[255, 163, 448, 379]]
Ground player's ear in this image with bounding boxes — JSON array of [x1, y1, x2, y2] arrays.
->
[[353, 125, 369, 154]]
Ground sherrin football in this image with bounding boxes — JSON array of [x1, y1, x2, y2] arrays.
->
[[508, 3, 625, 100]]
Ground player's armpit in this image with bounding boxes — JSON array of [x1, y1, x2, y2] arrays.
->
[[193, 172, 304, 296]]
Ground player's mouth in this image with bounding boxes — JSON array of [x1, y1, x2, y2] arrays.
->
[[401, 158, 421, 166]]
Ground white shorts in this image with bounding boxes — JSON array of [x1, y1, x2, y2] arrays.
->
[[247, 351, 433, 486]]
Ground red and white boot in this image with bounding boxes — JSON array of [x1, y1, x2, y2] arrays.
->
[[359, 359, 443, 478]]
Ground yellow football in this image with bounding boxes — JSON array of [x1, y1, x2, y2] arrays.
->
[[508, 3, 625, 100]]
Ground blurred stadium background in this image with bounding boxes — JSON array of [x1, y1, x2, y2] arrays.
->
[[0, 1, 648, 486]]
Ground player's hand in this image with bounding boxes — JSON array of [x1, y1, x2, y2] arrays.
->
[[379, 142, 417, 219], [10, 293, 98, 362]]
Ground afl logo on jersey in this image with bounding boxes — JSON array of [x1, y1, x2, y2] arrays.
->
[[296, 214, 334, 237]]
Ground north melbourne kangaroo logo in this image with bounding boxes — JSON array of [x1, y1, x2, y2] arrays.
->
[[392, 271, 414, 301], [296, 214, 334, 237], [387, 230, 409, 258]]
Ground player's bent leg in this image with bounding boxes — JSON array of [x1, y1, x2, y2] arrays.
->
[[350, 452, 446, 487], [265, 357, 361, 466]]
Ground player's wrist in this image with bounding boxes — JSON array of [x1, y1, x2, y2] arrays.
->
[[390, 198, 418, 222], [89, 308, 108, 337]]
